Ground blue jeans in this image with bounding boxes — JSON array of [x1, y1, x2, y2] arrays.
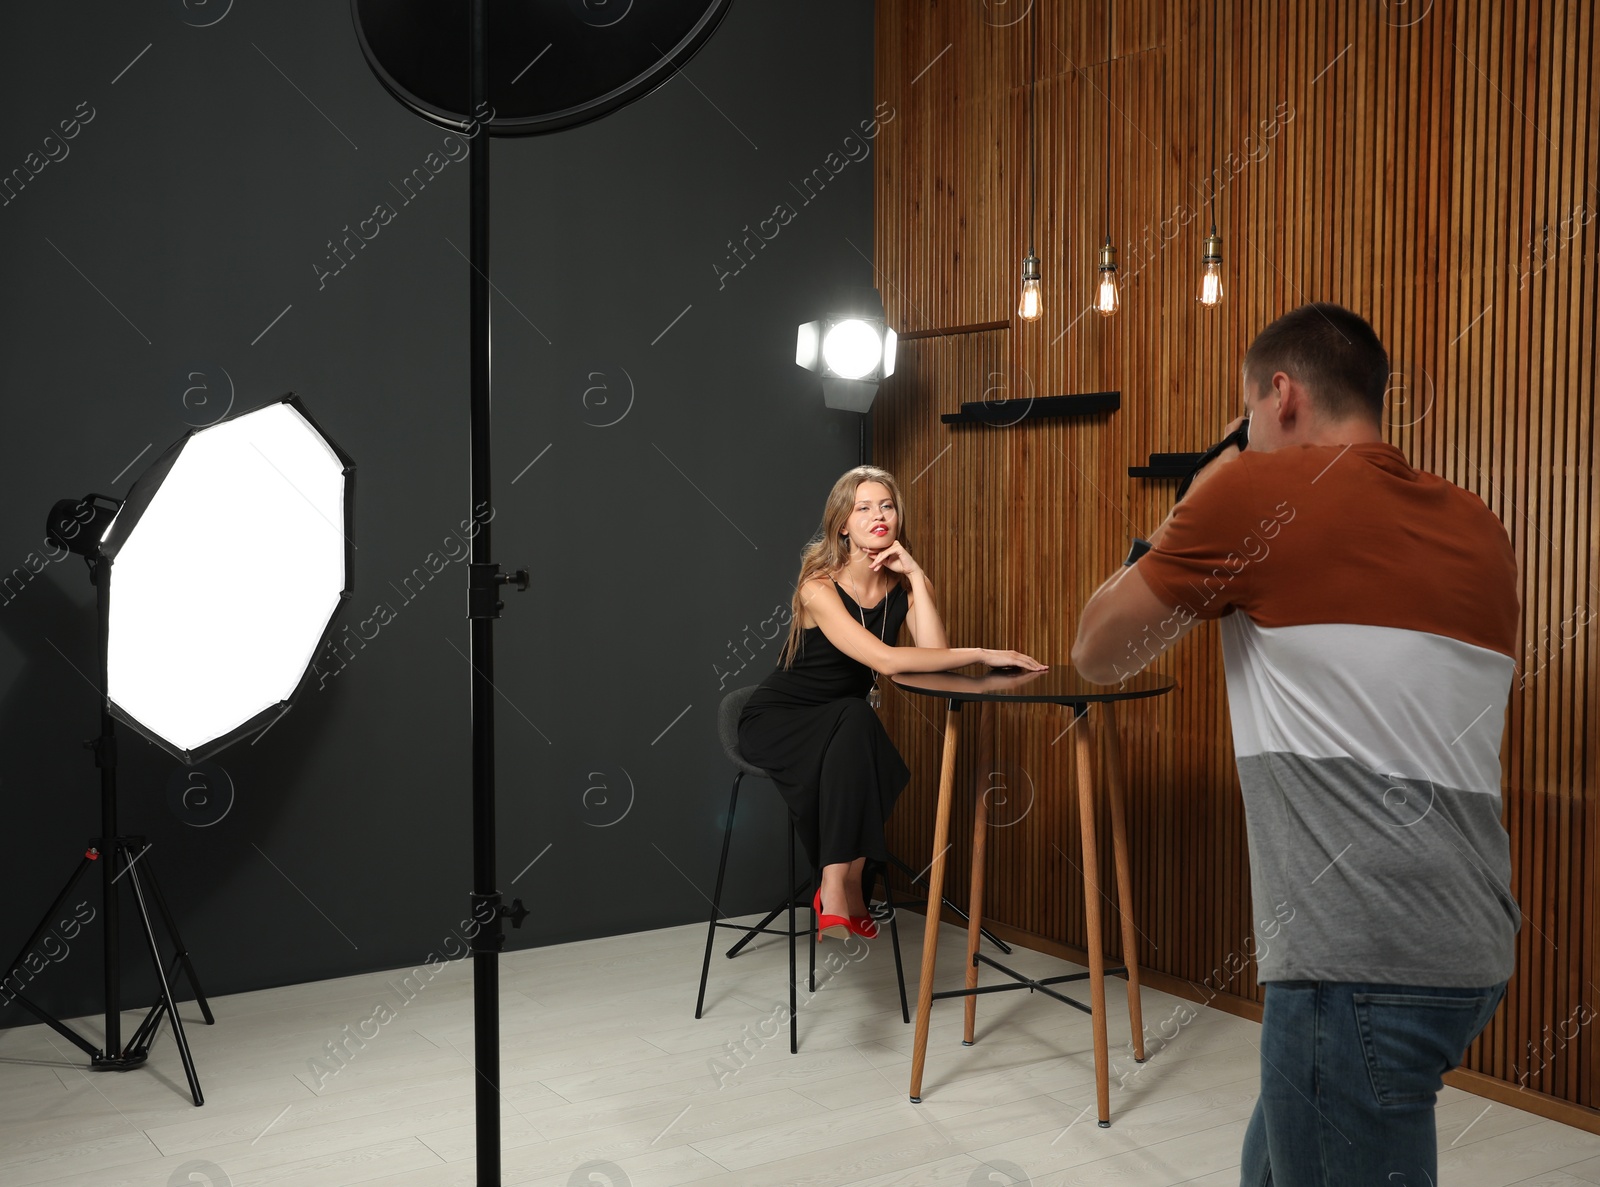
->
[[1241, 980, 1507, 1187]]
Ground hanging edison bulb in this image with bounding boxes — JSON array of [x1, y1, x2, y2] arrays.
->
[[1199, 223, 1224, 306], [1017, 252, 1042, 321], [1095, 237, 1120, 316]]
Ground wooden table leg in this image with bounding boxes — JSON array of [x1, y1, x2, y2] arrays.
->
[[963, 701, 995, 1046], [1100, 702, 1146, 1062], [1071, 703, 1111, 1127], [909, 701, 961, 1103]]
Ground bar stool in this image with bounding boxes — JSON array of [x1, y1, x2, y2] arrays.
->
[[694, 685, 910, 1053]]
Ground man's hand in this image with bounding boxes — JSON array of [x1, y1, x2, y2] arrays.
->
[[1072, 415, 1245, 682], [1181, 414, 1249, 502]]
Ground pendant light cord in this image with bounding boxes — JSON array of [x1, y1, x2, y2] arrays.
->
[[1104, 0, 1111, 243], [1028, 12, 1036, 258], [1210, 10, 1218, 223]]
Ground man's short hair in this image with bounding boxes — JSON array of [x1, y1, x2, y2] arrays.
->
[[1242, 302, 1389, 423]]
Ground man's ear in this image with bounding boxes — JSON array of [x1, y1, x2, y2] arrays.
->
[[1271, 371, 1305, 431], [1273, 375, 1312, 431]]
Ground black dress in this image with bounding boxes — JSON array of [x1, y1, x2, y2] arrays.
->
[[737, 580, 912, 870]]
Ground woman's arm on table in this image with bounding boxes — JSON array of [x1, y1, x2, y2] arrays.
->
[[803, 578, 1042, 675]]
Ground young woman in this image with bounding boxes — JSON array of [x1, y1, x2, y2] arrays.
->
[[737, 465, 1046, 941]]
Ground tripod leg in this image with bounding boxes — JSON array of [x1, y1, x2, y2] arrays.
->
[[124, 994, 168, 1055], [0, 857, 101, 1059], [137, 854, 215, 1025], [123, 851, 204, 1107]]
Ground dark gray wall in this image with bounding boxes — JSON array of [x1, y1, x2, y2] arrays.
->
[[0, 1, 877, 1023]]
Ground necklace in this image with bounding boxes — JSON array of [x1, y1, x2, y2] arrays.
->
[[844, 569, 889, 710]]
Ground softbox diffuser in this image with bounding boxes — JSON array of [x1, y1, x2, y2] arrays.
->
[[100, 396, 354, 763]]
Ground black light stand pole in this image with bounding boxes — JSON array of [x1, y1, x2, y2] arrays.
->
[[467, 2, 501, 1181], [345, 6, 729, 1179], [96, 553, 123, 1061], [90, 551, 209, 1103], [463, 4, 529, 1183]]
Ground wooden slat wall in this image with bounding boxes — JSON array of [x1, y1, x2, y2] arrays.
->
[[872, 0, 1599, 1117]]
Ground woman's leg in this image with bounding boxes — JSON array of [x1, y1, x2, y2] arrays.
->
[[845, 856, 868, 916], [819, 856, 870, 918], [816, 697, 909, 921]]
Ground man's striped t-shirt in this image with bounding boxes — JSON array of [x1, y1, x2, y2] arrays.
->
[[1137, 439, 1521, 986]]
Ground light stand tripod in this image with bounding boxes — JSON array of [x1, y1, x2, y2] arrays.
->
[[1, 499, 213, 1107]]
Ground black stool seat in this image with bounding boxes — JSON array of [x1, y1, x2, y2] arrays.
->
[[716, 685, 772, 780]]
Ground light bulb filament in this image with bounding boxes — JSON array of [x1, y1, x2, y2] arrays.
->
[[1018, 277, 1042, 321], [1095, 272, 1119, 316]]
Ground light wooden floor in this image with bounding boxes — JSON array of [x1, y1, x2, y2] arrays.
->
[[3, 914, 1599, 1187]]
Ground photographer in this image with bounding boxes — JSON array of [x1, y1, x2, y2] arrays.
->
[[1071, 302, 1521, 1186]]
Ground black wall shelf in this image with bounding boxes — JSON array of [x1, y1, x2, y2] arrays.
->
[[1128, 451, 1206, 479], [941, 390, 1119, 426]]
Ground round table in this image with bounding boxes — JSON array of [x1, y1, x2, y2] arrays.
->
[[891, 666, 1177, 1126]]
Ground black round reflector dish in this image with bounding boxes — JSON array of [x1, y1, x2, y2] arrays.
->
[[350, 0, 733, 136]]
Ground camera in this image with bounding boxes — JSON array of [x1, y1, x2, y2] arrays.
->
[[1174, 417, 1249, 502]]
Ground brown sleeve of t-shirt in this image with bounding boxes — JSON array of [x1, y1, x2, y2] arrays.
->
[[1137, 456, 1288, 622]]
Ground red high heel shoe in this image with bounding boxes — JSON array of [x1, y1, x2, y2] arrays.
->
[[848, 911, 879, 940], [813, 888, 850, 941]]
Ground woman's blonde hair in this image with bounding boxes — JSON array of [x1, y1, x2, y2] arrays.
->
[[778, 465, 911, 668]]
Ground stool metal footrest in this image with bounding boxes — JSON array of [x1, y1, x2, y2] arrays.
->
[[722, 876, 814, 958]]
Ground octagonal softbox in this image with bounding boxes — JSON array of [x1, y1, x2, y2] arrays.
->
[[100, 396, 354, 763]]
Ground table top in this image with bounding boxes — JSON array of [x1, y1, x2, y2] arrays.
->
[[891, 666, 1176, 705]]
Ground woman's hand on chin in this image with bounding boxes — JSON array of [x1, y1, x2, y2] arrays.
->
[[866, 540, 921, 578]]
